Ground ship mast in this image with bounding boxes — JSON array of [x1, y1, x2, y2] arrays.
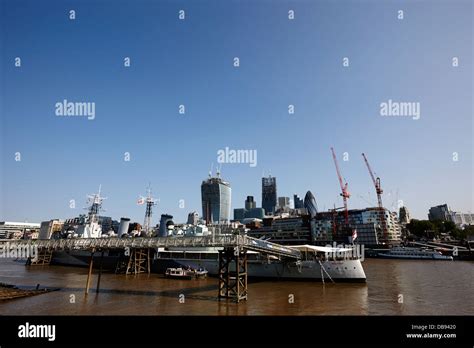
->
[[142, 183, 157, 236], [85, 185, 106, 224]]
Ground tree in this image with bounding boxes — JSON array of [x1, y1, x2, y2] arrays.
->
[[451, 225, 474, 240], [431, 220, 444, 233], [443, 220, 456, 233], [463, 225, 474, 236], [407, 219, 436, 237]]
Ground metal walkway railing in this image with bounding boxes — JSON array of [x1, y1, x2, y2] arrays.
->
[[0, 235, 301, 259]]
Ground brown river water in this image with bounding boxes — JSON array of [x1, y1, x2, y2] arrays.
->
[[0, 259, 472, 315]]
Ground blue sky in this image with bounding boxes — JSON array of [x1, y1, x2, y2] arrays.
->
[[1, 0, 472, 224]]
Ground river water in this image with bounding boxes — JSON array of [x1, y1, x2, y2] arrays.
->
[[0, 259, 472, 315]]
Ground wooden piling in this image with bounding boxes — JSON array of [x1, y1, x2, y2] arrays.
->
[[96, 250, 104, 293], [85, 249, 95, 294]]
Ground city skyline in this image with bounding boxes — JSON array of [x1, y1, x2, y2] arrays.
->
[[0, 170, 471, 225], [1, 0, 472, 224]]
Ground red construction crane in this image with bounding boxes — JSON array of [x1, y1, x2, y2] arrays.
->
[[361, 153, 388, 242], [330, 147, 350, 225]]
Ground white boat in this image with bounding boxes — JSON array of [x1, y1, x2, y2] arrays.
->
[[194, 268, 209, 278], [165, 267, 208, 279], [165, 268, 195, 279], [378, 246, 453, 260], [156, 244, 366, 282]]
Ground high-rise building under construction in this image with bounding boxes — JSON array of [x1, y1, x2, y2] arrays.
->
[[201, 172, 231, 223], [262, 175, 277, 215]]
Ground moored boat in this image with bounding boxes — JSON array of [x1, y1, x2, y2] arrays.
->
[[165, 267, 208, 279], [378, 246, 453, 260]]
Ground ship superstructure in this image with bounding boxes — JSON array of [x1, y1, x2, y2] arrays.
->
[[75, 186, 105, 238]]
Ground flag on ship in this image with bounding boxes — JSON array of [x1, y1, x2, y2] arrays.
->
[[352, 229, 357, 241]]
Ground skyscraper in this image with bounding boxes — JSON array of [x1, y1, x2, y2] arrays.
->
[[262, 175, 277, 215], [294, 194, 304, 209], [428, 204, 451, 221], [245, 196, 256, 210], [398, 206, 411, 225], [278, 197, 290, 209], [201, 172, 231, 223], [304, 191, 318, 217]]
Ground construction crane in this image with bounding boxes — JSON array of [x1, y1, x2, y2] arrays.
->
[[361, 153, 388, 242], [330, 147, 350, 225]]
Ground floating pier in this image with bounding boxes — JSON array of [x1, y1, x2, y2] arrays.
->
[[1, 235, 301, 302]]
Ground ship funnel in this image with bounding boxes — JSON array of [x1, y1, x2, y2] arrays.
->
[[118, 217, 130, 237]]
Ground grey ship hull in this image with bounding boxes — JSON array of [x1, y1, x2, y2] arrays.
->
[[52, 250, 366, 282], [51, 250, 121, 269], [160, 257, 366, 282]]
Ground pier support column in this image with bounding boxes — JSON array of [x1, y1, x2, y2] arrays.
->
[[26, 248, 53, 266], [96, 250, 104, 293], [218, 247, 247, 303], [125, 248, 151, 275], [85, 249, 95, 295]]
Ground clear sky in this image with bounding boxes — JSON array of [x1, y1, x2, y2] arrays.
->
[[1, 0, 472, 224]]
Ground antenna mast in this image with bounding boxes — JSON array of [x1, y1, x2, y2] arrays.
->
[[142, 183, 157, 236], [85, 185, 106, 224]]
